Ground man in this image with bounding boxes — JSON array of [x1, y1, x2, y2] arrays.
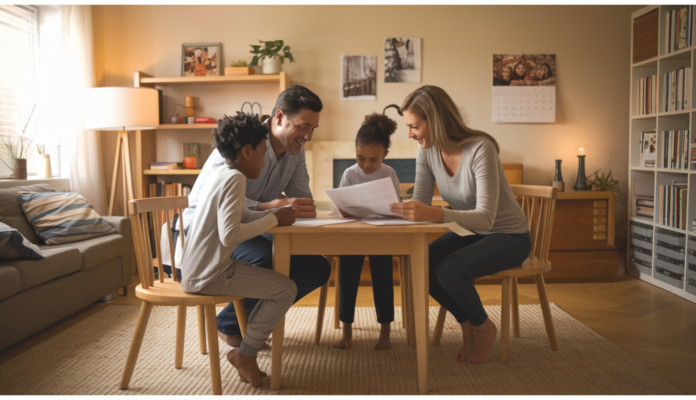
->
[[165, 85, 331, 347]]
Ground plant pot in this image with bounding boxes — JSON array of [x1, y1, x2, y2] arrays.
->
[[262, 57, 282, 74], [0, 158, 27, 180], [225, 67, 255, 76]]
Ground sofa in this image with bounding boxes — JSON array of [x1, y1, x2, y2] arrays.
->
[[0, 184, 133, 351]]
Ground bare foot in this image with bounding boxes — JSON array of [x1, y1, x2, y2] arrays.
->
[[374, 323, 391, 350], [466, 318, 497, 364], [457, 321, 475, 362], [334, 323, 352, 350], [226, 349, 265, 387], [218, 331, 242, 348]]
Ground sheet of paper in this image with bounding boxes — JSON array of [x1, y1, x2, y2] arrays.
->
[[325, 177, 400, 218], [292, 218, 357, 227]]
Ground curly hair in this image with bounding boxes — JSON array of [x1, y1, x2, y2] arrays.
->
[[355, 112, 397, 151], [212, 112, 268, 163]]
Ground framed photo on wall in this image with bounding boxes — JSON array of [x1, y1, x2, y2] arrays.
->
[[182, 43, 222, 77]]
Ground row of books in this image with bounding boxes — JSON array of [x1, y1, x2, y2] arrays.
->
[[150, 162, 184, 170], [665, 6, 694, 54], [637, 74, 657, 115], [639, 131, 657, 168], [149, 182, 192, 198], [658, 182, 688, 229], [636, 194, 655, 218], [662, 129, 690, 170], [663, 67, 691, 112]]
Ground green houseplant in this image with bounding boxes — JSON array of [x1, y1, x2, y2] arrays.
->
[[249, 40, 295, 74]]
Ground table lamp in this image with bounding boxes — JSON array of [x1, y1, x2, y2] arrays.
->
[[573, 143, 590, 191], [83, 87, 159, 216]]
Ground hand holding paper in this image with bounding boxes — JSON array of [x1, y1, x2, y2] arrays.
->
[[325, 177, 400, 218]]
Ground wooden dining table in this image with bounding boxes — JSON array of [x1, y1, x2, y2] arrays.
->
[[267, 212, 454, 394]]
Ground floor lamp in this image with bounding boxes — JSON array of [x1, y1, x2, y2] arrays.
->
[[84, 87, 159, 216]]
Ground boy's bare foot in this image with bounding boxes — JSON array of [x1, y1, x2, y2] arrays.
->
[[465, 318, 497, 364], [457, 321, 475, 362], [334, 323, 352, 350], [226, 349, 265, 387], [374, 323, 391, 350], [218, 331, 242, 348]]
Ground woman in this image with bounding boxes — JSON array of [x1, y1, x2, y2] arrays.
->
[[390, 86, 531, 364]]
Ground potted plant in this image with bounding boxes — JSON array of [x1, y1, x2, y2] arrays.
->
[[0, 135, 33, 180], [585, 170, 623, 204], [225, 60, 255, 76], [249, 40, 295, 75]]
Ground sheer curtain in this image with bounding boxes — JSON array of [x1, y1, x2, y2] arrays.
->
[[59, 5, 106, 214]]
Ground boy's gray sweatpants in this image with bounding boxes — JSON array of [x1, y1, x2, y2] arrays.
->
[[195, 260, 297, 357]]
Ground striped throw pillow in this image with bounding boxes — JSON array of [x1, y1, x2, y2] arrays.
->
[[0, 221, 44, 259], [17, 192, 116, 245]]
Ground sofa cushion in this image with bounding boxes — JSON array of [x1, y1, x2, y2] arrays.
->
[[0, 266, 21, 301], [12, 247, 81, 291], [0, 221, 44, 260], [0, 184, 54, 244], [18, 192, 116, 245], [42, 233, 125, 271]]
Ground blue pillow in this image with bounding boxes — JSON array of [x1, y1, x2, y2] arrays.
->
[[17, 192, 116, 245], [0, 221, 44, 260]]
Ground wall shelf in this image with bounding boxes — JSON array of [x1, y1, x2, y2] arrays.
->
[[157, 124, 216, 130], [143, 169, 201, 175]]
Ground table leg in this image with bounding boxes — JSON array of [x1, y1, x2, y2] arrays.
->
[[410, 233, 429, 394], [271, 233, 291, 390]]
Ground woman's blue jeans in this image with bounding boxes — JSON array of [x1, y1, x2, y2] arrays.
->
[[428, 231, 531, 326]]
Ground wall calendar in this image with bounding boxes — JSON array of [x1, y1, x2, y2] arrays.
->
[[492, 54, 556, 123]]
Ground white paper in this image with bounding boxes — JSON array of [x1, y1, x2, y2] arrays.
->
[[292, 218, 357, 227], [325, 177, 400, 218]]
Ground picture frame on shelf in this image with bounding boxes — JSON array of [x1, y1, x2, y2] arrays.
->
[[182, 43, 222, 77]]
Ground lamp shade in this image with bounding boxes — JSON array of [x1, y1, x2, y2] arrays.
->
[[83, 87, 159, 131]]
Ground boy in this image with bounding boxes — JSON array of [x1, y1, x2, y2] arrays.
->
[[180, 112, 296, 387]]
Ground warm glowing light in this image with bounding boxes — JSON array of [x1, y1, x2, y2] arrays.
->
[[576, 143, 587, 156]]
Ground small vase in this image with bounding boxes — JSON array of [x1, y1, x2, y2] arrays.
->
[[39, 154, 52, 178], [0, 158, 27, 180], [262, 57, 282, 74], [553, 159, 564, 192]]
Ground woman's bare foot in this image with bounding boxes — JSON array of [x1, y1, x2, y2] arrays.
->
[[374, 323, 391, 350], [466, 318, 497, 364], [334, 323, 352, 350], [226, 350, 265, 387], [218, 331, 242, 347], [457, 321, 475, 362]]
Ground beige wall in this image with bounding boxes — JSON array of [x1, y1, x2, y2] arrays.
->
[[92, 5, 640, 218]]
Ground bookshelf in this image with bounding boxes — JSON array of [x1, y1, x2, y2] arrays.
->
[[131, 70, 290, 199], [629, 5, 696, 303]]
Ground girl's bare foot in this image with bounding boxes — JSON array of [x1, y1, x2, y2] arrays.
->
[[226, 349, 264, 387], [374, 323, 391, 350], [334, 322, 352, 349], [466, 318, 497, 364], [457, 321, 475, 362]]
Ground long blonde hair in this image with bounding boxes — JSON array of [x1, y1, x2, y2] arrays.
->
[[400, 85, 500, 153]]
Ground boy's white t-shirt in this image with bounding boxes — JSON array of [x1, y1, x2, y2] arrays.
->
[[339, 163, 401, 200]]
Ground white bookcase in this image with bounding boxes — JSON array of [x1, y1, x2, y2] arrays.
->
[[629, 5, 696, 303]]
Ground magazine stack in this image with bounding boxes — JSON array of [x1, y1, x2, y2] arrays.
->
[[658, 181, 688, 229], [639, 131, 657, 168], [654, 228, 686, 289], [665, 5, 694, 54], [636, 194, 655, 219], [662, 129, 690, 170], [637, 74, 657, 115], [663, 67, 691, 112], [629, 221, 653, 276]]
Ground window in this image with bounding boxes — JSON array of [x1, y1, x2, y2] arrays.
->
[[0, 5, 39, 138]]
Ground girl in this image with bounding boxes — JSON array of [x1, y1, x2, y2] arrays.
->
[[334, 109, 400, 351], [389, 86, 531, 364]]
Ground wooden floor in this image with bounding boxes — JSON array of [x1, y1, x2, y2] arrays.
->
[[1, 273, 694, 394]]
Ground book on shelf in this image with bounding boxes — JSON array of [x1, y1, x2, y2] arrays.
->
[[663, 67, 691, 112], [183, 143, 201, 169], [636, 195, 655, 207], [149, 182, 190, 198], [661, 130, 689, 170], [640, 131, 656, 167], [194, 117, 216, 124], [659, 183, 688, 229], [150, 162, 184, 170], [666, 6, 694, 54], [638, 75, 657, 115]]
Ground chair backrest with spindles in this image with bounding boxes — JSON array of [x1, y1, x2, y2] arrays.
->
[[128, 197, 189, 290], [510, 185, 557, 263]]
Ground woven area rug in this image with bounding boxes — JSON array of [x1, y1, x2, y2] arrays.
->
[[0, 304, 682, 395]]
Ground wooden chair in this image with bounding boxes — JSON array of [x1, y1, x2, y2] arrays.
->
[[119, 197, 249, 395], [430, 184, 559, 364]]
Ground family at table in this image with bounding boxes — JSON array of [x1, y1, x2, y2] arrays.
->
[[161, 84, 532, 387]]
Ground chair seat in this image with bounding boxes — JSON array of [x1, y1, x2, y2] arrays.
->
[[493, 258, 551, 278], [135, 279, 244, 306]]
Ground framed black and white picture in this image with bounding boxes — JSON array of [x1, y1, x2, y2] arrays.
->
[[341, 55, 377, 101], [384, 37, 421, 83]]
